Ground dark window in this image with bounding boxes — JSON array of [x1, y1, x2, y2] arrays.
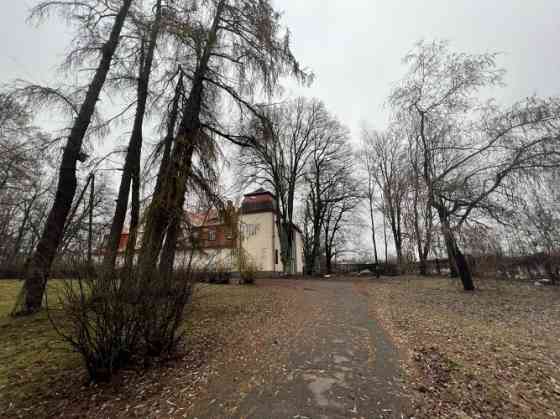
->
[[275, 249, 279, 265]]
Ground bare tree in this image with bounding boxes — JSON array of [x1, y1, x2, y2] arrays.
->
[[302, 116, 353, 275], [236, 97, 323, 274], [103, 0, 163, 272], [358, 131, 380, 265], [322, 172, 362, 274], [389, 40, 560, 290], [361, 129, 409, 265], [137, 0, 308, 279], [13, 0, 135, 315], [404, 125, 435, 275]]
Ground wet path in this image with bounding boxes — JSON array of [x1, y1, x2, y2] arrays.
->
[[190, 280, 407, 419]]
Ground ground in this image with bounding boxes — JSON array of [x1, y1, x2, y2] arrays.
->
[[1, 276, 559, 418], [366, 276, 560, 418]]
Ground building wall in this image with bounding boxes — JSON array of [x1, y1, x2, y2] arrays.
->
[[239, 211, 275, 272], [171, 210, 303, 275], [174, 247, 234, 271]]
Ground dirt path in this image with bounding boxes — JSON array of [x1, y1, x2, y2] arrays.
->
[[189, 279, 407, 419]]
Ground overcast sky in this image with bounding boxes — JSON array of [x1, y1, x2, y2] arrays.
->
[[2, 0, 560, 141]]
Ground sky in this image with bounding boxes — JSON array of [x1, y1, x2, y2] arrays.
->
[[1, 1, 560, 258], [2, 1, 560, 142]]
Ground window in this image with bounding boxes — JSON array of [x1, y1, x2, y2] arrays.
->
[[225, 229, 233, 240], [275, 249, 279, 265], [208, 229, 216, 241]]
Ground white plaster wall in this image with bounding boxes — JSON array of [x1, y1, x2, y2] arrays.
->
[[169, 211, 302, 275], [239, 212, 275, 272], [174, 248, 234, 271]]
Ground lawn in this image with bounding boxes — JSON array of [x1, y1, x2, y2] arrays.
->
[[0, 279, 296, 418], [366, 276, 560, 418]]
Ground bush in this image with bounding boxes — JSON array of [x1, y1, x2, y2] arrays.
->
[[237, 248, 257, 284], [207, 261, 231, 284], [49, 269, 143, 382], [49, 265, 194, 382], [140, 270, 193, 356]]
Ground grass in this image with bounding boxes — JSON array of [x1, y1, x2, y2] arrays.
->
[[0, 280, 81, 414], [366, 276, 560, 418], [0, 279, 289, 418]]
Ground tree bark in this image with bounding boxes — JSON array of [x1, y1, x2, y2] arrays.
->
[[13, 0, 133, 315], [138, 0, 225, 279], [104, 0, 161, 273], [369, 198, 379, 265], [438, 208, 474, 291]]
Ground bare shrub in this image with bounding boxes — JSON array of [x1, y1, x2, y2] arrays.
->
[[48, 266, 143, 382], [48, 261, 194, 381], [140, 270, 194, 357], [237, 249, 258, 284]]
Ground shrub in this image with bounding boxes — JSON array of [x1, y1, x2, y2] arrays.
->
[[49, 268, 143, 382], [140, 270, 193, 356], [207, 260, 231, 284], [237, 248, 257, 284], [49, 264, 194, 382]]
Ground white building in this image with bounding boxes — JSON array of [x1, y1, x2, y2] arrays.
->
[[118, 189, 304, 275]]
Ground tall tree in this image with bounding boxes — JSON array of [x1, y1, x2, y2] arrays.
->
[[302, 116, 352, 274], [390, 40, 560, 290], [103, 0, 163, 272], [138, 0, 308, 278], [322, 171, 362, 274], [236, 97, 324, 274], [358, 132, 380, 265], [362, 129, 408, 265], [13, 0, 134, 315]]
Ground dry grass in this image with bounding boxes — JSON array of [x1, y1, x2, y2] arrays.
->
[[367, 276, 560, 418], [0, 279, 294, 418]]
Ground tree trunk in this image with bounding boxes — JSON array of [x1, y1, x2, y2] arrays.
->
[[12, 0, 133, 316], [382, 202, 388, 262], [369, 198, 379, 265], [277, 221, 294, 275], [137, 0, 224, 279], [158, 192, 185, 278], [124, 173, 140, 271], [325, 253, 332, 274], [11, 195, 36, 261], [104, 0, 161, 273], [438, 209, 474, 291]]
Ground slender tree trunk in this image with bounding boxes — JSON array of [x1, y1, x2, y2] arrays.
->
[[124, 174, 140, 271], [104, 0, 161, 273], [438, 208, 474, 291], [139, 1, 225, 278], [383, 203, 389, 263], [13, 0, 133, 315], [11, 195, 36, 261], [324, 224, 332, 274], [158, 190, 187, 278], [368, 198, 379, 265], [325, 252, 332, 274]]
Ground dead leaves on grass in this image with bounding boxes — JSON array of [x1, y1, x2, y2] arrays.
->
[[368, 277, 560, 418]]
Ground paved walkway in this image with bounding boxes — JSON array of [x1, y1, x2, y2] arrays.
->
[[191, 280, 407, 419]]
